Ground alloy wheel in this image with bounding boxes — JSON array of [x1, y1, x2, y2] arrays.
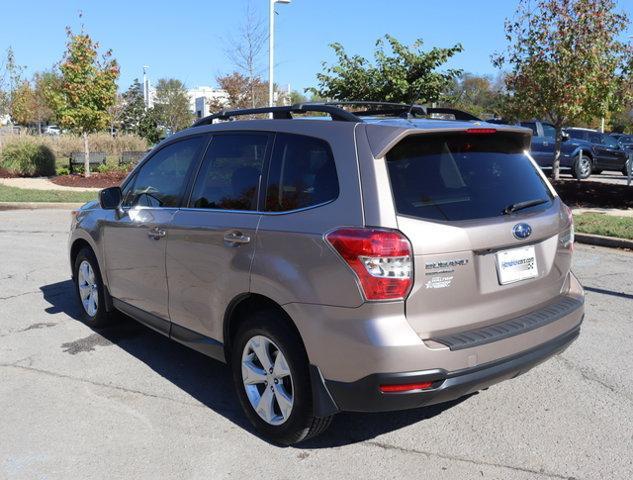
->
[[241, 335, 294, 426], [77, 260, 98, 317]]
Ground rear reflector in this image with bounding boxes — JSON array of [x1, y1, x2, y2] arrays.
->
[[379, 382, 433, 393], [465, 128, 497, 134], [325, 228, 413, 300]]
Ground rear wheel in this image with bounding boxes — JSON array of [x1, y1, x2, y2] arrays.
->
[[572, 155, 592, 179], [73, 248, 115, 328], [231, 310, 332, 445]]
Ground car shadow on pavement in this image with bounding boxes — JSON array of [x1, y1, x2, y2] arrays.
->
[[40, 279, 467, 447]]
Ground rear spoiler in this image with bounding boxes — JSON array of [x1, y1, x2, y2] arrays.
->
[[365, 124, 533, 159]]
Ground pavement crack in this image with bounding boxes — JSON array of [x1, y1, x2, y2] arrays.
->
[[0, 290, 40, 301], [0, 363, 238, 414], [363, 440, 575, 479], [555, 355, 633, 404]]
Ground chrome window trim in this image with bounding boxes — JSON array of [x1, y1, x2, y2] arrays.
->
[[177, 198, 336, 216]]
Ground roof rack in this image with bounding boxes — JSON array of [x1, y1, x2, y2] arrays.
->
[[191, 102, 480, 127], [192, 104, 360, 127]]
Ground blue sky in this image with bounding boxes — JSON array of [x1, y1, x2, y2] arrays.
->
[[1, 0, 632, 93]]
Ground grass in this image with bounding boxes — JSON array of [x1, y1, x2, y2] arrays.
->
[[574, 213, 633, 240], [0, 183, 97, 203]]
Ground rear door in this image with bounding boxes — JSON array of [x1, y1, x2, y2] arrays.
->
[[103, 136, 207, 327], [166, 132, 271, 342], [384, 131, 572, 338]]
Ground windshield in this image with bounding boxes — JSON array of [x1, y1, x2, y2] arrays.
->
[[386, 133, 554, 221]]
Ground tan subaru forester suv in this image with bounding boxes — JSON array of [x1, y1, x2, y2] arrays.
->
[[68, 102, 584, 445]]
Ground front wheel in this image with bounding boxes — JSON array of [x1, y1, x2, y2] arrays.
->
[[73, 247, 115, 328], [231, 311, 332, 445], [622, 158, 632, 176], [572, 155, 592, 180]]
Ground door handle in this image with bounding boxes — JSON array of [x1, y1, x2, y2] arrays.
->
[[147, 227, 166, 240], [223, 231, 251, 246]]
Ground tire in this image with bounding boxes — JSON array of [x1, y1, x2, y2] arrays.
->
[[622, 159, 631, 176], [72, 247, 115, 328], [572, 155, 592, 180], [231, 310, 333, 445]]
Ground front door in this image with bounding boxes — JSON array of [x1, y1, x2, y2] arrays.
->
[[166, 132, 271, 342], [103, 135, 207, 329]]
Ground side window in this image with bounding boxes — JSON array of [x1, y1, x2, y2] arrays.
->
[[589, 132, 603, 144], [123, 136, 205, 208], [265, 133, 339, 212], [541, 123, 556, 139], [602, 135, 619, 148], [189, 133, 268, 210], [520, 122, 538, 136], [567, 130, 585, 140]]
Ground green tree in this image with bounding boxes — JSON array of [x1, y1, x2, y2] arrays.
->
[[493, 0, 632, 179], [444, 73, 505, 118], [153, 78, 192, 134], [0, 47, 25, 134], [308, 35, 463, 104], [120, 79, 146, 133], [47, 27, 119, 176]]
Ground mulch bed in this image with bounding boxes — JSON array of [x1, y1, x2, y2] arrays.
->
[[0, 168, 18, 178], [552, 179, 633, 210], [51, 172, 128, 189]]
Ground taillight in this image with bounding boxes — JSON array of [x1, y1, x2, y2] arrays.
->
[[325, 227, 413, 301], [465, 128, 497, 134], [561, 204, 575, 250]]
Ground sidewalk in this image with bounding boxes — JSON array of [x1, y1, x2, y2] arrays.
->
[[0, 177, 101, 192], [572, 207, 633, 217]]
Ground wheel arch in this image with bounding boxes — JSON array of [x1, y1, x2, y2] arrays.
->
[[222, 293, 306, 364], [69, 234, 114, 312]]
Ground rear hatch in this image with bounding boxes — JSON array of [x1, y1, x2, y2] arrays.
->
[[384, 130, 574, 339]]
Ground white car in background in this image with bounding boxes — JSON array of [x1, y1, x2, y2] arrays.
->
[[43, 125, 61, 135]]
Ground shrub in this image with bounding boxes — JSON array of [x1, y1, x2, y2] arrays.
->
[[56, 166, 70, 176], [0, 133, 148, 165], [0, 139, 56, 176]]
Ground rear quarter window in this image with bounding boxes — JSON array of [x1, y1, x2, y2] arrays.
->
[[264, 133, 339, 212], [386, 133, 553, 221]]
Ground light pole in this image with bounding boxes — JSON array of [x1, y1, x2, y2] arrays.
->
[[143, 65, 150, 110], [269, 0, 291, 117]]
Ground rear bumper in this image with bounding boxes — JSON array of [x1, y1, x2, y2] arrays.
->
[[323, 324, 580, 413]]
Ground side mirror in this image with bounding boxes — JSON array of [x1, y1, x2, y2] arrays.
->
[[561, 132, 570, 142], [99, 186, 122, 210]]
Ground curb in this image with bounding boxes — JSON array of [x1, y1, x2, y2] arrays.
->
[[0, 202, 84, 211], [575, 233, 633, 250]]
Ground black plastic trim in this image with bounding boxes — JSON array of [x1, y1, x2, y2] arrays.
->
[[170, 323, 225, 363], [432, 296, 584, 351], [324, 325, 581, 413], [112, 298, 170, 336]]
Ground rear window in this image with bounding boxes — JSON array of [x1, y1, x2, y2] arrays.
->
[[386, 133, 553, 221]]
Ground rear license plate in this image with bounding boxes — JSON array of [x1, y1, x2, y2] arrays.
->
[[496, 245, 538, 285]]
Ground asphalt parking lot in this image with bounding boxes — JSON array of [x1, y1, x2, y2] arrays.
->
[[1, 209, 632, 480]]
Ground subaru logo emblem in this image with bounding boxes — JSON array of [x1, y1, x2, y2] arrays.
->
[[512, 223, 532, 240]]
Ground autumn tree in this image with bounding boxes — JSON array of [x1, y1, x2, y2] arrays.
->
[[493, 0, 632, 179], [32, 72, 56, 132], [308, 35, 463, 104], [10, 81, 34, 126], [216, 72, 269, 109], [48, 26, 119, 176], [152, 78, 192, 134]]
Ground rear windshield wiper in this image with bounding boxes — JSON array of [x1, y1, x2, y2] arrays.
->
[[502, 198, 549, 215]]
